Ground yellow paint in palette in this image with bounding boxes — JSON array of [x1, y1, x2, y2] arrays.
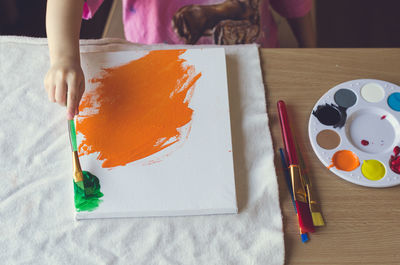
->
[[361, 160, 386, 181]]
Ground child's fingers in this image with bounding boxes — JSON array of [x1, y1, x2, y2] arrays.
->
[[44, 64, 84, 119], [55, 77, 68, 106], [48, 85, 56, 102], [46, 83, 56, 103], [75, 81, 85, 115], [44, 74, 56, 102], [66, 80, 80, 120]]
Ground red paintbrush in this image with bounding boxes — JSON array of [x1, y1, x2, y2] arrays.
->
[[277, 100, 315, 233]]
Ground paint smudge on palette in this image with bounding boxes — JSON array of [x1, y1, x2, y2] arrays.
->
[[309, 79, 400, 188], [389, 146, 400, 174], [361, 140, 369, 146]]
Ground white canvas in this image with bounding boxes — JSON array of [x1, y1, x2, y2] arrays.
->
[[76, 48, 237, 219]]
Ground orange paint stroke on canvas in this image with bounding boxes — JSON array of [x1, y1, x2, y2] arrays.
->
[[76, 50, 202, 168]]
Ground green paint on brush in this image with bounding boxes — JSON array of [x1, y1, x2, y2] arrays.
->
[[68, 120, 103, 211], [74, 171, 104, 212], [69, 119, 78, 152], [75, 178, 85, 190]]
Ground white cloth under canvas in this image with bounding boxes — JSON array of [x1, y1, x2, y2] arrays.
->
[[0, 37, 284, 265]]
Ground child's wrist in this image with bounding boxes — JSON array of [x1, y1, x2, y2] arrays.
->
[[50, 54, 81, 67]]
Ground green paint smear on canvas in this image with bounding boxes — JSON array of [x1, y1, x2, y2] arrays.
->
[[74, 171, 104, 212]]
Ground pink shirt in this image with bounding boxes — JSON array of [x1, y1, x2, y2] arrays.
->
[[83, 0, 311, 47]]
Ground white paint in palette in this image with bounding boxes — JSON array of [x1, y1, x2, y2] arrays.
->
[[360, 83, 385, 103]]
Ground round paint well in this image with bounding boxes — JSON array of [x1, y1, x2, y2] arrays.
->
[[316, 130, 341, 150], [312, 104, 342, 126], [329, 150, 360, 171], [361, 160, 386, 181], [387, 92, 400, 111], [345, 108, 400, 154], [360, 83, 385, 103], [334, 89, 357, 108]]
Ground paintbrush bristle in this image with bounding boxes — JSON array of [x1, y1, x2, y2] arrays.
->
[[75, 180, 85, 190], [305, 185, 325, 227], [296, 201, 315, 233], [312, 212, 325, 226], [73, 170, 85, 190]]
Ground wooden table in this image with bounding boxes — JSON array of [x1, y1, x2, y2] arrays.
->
[[260, 49, 400, 265]]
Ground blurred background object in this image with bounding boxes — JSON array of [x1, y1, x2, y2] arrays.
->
[[316, 0, 400, 47], [1, 0, 400, 47], [0, 0, 113, 39]]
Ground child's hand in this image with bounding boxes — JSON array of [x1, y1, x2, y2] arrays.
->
[[44, 58, 85, 120]]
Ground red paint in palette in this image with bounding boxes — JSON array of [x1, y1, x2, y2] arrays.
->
[[389, 146, 400, 174], [361, 140, 369, 146], [394, 146, 400, 156], [381, 115, 386, 120]]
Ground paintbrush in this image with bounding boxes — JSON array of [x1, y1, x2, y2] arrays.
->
[[68, 119, 85, 190], [279, 148, 309, 243], [295, 141, 325, 226], [277, 100, 315, 233]]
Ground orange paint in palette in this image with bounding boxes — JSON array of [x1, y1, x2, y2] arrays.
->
[[309, 79, 400, 187], [77, 50, 202, 168], [328, 150, 360, 171]]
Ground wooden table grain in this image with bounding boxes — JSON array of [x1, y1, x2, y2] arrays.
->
[[260, 49, 400, 265]]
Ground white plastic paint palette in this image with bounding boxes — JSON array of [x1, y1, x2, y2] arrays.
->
[[308, 79, 400, 187]]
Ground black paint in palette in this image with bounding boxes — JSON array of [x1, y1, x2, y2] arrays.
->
[[312, 104, 346, 128], [312, 89, 357, 128]]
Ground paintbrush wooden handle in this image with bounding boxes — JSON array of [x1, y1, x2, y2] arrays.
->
[[277, 100, 298, 165]]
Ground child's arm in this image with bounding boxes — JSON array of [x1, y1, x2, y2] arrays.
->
[[44, 0, 85, 120], [287, 12, 317, 48], [270, 0, 316, 48]]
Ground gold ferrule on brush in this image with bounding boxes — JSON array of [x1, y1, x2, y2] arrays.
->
[[289, 165, 308, 204], [305, 184, 321, 212], [72, 151, 84, 183]]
